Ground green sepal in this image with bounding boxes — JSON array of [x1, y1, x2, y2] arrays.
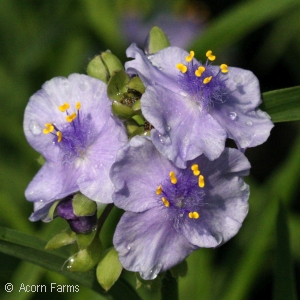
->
[[127, 76, 145, 94], [131, 99, 141, 111], [126, 119, 141, 135], [67, 237, 102, 272], [129, 127, 146, 139], [48, 200, 60, 220], [87, 55, 108, 83], [76, 229, 97, 250], [112, 101, 135, 119], [87, 52, 124, 84], [107, 70, 130, 101], [170, 259, 188, 278], [135, 272, 163, 291], [72, 193, 97, 217], [96, 247, 123, 291], [131, 114, 145, 126], [147, 26, 170, 54], [45, 228, 76, 250], [101, 51, 123, 77]]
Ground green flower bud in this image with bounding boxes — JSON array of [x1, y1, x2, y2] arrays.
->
[[145, 26, 170, 54], [72, 193, 97, 217], [45, 228, 76, 250], [107, 70, 130, 101]]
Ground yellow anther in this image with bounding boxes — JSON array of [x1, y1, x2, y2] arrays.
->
[[58, 102, 70, 112], [185, 51, 195, 62], [176, 63, 188, 73], [203, 76, 212, 84], [191, 164, 200, 176], [188, 211, 200, 219], [169, 171, 177, 184], [43, 123, 54, 134], [162, 197, 170, 208], [195, 66, 205, 77], [156, 185, 163, 195], [206, 50, 216, 61], [56, 131, 62, 142], [220, 64, 228, 73], [66, 112, 77, 123], [198, 175, 205, 188], [76, 102, 81, 110]]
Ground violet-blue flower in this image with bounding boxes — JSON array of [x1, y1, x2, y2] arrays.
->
[[125, 44, 274, 168], [111, 136, 250, 280], [24, 74, 127, 221]]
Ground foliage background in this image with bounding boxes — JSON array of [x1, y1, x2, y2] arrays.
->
[[0, 0, 299, 299]]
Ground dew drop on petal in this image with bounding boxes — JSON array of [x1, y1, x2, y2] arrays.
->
[[165, 125, 171, 132], [233, 75, 243, 85], [61, 78, 69, 87], [246, 120, 253, 126], [79, 81, 88, 91], [158, 133, 172, 145], [229, 112, 237, 121], [147, 262, 163, 280], [257, 109, 271, 119], [29, 120, 42, 136], [240, 182, 247, 191]]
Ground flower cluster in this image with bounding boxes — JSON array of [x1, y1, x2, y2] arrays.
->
[[23, 28, 273, 283]]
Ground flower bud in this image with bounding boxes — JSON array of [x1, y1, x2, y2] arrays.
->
[[144, 26, 170, 55]]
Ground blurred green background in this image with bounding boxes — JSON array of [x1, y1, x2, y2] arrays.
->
[[0, 0, 300, 299]]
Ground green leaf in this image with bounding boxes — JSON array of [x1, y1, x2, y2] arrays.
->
[[45, 228, 76, 250], [0, 226, 141, 299], [112, 101, 135, 119], [147, 26, 170, 54], [72, 193, 97, 217], [261, 86, 300, 122], [190, 0, 300, 54], [96, 247, 122, 291], [273, 201, 297, 300]]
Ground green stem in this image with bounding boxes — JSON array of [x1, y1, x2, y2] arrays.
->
[[161, 271, 178, 300], [96, 203, 114, 234]]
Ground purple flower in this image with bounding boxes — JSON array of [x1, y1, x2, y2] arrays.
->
[[125, 44, 274, 168], [111, 136, 250, 280], [24, 74, 127, 221]]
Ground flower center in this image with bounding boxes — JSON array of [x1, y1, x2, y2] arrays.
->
[[156, 164, 206, 230], [176, 50, 228, 110], [43, 102, 93, 158]]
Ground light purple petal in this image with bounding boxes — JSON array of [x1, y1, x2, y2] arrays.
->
[[211, 67, 274, 149], [111, 136, 174, 212], [180, 148, 250, 247], [113, 208, 196, 280], [142, 85, 227, 168], [125, 44, 183, 93], [77, 116, 127, 203], [24, 74, 112, 161]]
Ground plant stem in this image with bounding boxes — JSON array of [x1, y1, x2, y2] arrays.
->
[[161, 271, 179, 300]]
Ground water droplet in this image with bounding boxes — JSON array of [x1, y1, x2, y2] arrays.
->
[[165, 125, 171, 132], [229, 112, 237, 121], [240, 182, 247, 191], [126, 245, 131, 251], [146, 262, 163, 280], [158, 67, 163, 71], [79, 81, 88, 91], [151, 80, 156, 85], [246, 120, 253, 126], [257, 109, 271, 119], [147, 54, 154, 61], [29, 120, 42, 136], [158, 133, 172, 145]]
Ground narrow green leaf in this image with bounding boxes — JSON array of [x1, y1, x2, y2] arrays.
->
[[273, 201, 297, 300], [191, 0, 300, 54], [261, 86, 300, 122], [0, 226, 141, 299]]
